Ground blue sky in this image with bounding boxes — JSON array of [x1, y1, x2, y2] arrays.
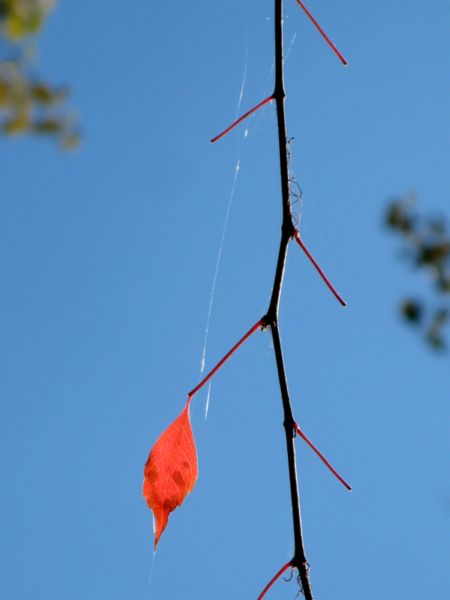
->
[[1, 1, 449, 599]]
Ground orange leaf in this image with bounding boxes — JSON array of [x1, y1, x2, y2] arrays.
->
[[143, 402, 198, 548]]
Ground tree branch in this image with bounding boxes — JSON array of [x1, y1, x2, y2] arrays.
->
[[145, 0, 350, 588], [261, 1, 314, 597]]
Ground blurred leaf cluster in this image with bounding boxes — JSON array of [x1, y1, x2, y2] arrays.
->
[[0, 0, 79, 149], [386, 196, 450, 350]]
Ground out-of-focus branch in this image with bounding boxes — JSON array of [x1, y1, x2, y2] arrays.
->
[[385, 195, 450, 350], [0, 0, 80, 149]]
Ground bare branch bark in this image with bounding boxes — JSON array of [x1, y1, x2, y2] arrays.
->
[[261, 1, 314, 597]]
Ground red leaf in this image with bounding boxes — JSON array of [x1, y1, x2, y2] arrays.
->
[[143, 402, 198, 548]]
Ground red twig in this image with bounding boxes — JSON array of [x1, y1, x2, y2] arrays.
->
[[257, 560, 293, 600], [211, 95, 274, 143], [295, 0, 348, 65], [188, 319, 263, 400], [294, 229, 347, 306], [294, 422, 352, 491]]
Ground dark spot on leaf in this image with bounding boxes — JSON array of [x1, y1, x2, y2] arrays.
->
[[172, 470, 185, 489], [164, 497, 178, 512], [147, 469, 158, 483]]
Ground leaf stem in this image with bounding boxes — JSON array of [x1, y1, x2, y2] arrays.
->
[[294, 422, 352, 491], [294, 229, 347, 306], [210, 95, 274, 143], [257, 560, 292, 600], [294, 0, 348, 65], [188, 319, 263, 400]]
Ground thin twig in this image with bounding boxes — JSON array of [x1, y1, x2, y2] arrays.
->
[[257, 561, 292, 600], [294, 422, 352, 491], [294, 229, 347, 306], [295, 0, 348, 65], [188, 319, 262, 399], [210, 95, 274, 143]]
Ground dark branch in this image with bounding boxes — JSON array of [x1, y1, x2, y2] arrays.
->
[[263, 1, 314, 598]]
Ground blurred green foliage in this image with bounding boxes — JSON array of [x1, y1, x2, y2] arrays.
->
[[0, 0, 79, 149], [386, 196, 450, 351]]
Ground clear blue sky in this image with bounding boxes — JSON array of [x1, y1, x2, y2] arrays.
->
[[1, 1, 449, 599]]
